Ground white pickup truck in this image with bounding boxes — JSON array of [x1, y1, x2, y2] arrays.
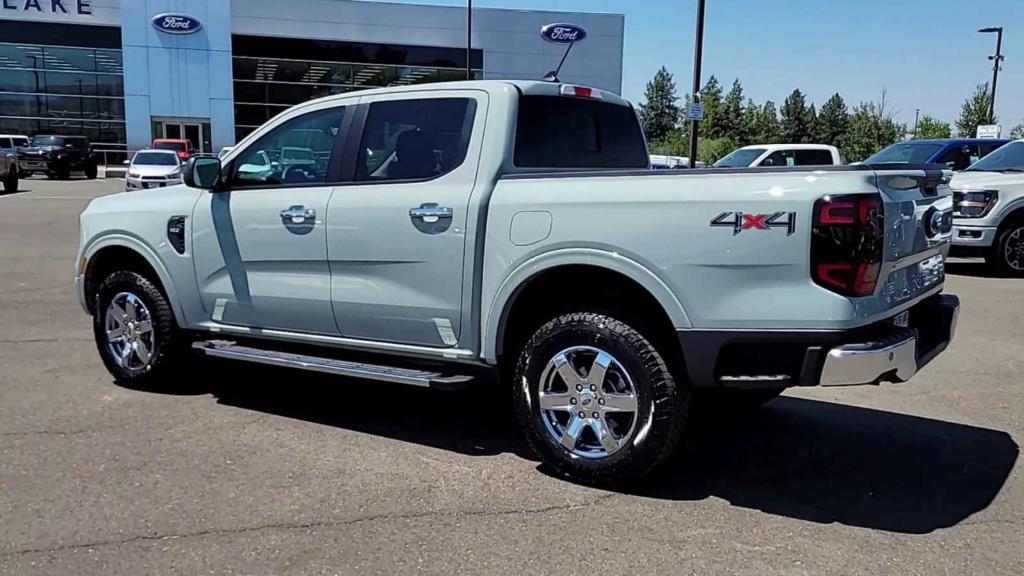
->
[[75, 80, 959, 484], [715, 143, 843, 168], [949, 138, 1024, 275]]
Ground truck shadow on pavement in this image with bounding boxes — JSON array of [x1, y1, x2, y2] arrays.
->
[[184, 360, 1017, 535], [634, 396, 1019, 535]]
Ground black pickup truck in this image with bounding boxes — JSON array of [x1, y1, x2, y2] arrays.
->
[[18, 135, 98, 180]]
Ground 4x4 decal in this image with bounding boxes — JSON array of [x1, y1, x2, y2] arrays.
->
[[710, 211, 797, 236]]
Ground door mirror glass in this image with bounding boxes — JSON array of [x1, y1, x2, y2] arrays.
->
[[761, 157, 775, 166], [186, 157, 223, 189]]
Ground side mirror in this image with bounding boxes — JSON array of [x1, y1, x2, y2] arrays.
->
[[762, 158, 775, 167], [184, 156, 224, 190], [122, 160, 130, 166], [945, 161, 957, 170]]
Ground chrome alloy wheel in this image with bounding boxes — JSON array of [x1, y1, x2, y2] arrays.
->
[[104, 292, 155, 371], [1004, 227, 1024, 271], [537, 346, 639, 459]]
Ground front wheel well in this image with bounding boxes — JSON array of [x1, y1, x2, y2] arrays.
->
[[497, 265, 683, 372], [83, 246, 164, 315]]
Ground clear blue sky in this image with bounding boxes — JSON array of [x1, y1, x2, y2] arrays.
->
[[375, 0, 1023, 131]]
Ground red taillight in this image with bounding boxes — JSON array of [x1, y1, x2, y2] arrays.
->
[[811, 194, 884, 297]]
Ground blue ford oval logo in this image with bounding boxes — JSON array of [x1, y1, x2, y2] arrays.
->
[[152, 13, 202, 35], [540, 23, 587, 44]]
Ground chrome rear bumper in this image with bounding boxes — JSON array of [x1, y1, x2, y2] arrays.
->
[[819, 295, 959, 387]]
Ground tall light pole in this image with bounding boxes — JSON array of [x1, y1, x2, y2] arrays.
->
[[913, 108, 920, 138], [466, 0, 473, 80], [687, 0, 706, 169], [978, 27, 1004, 123]]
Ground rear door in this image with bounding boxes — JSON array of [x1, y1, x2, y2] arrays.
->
[[191, 103, 351, 334], [326, 90, 485, 347]]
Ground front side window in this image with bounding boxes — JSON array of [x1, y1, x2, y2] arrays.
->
[[231, 106, 345, 187], [935, 145, 974, 170], [356, 98, 474, 181], [761, 150, 795, 167]]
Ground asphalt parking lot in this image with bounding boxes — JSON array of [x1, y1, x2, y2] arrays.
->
[[1, 178, 1022, 575]]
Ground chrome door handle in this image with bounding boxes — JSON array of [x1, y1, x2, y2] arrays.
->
[[280, 205, 316, 224], [409, 203, 453, 223]]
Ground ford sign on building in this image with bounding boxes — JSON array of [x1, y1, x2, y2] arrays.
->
[[151, 13, 203, 35], [0, 0, 623, 157], [540, 23, 588, 44]]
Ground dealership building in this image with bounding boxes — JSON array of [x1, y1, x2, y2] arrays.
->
[[0, 0, 624, 158]]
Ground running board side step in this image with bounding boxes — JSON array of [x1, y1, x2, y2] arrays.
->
[[193, 341, 475, 390]]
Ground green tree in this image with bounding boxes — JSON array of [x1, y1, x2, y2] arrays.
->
[[740, 98, 760, 146], [698, 137, 737, 165], [698, 76, 726, 139], [913, 115, 952, 139], [842, 96, 905, 161], [816, 93, 849, 146], [638, 66, 681, 142], [780, 89, 815, 143], [1011, 122, 1024, 139], [720, 79, 747, 143], [750, 101, 782, 143], [648, 130, 689, 156], [956, 83, 996, 137]]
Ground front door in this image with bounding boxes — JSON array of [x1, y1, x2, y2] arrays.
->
[[191, 104, 349, 334], [326, 92, 485, 347], [157, 119, 212, 153]]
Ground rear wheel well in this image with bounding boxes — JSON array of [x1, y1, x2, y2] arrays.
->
[[84, 246, 164, 315], [498, 265, 683, 373]]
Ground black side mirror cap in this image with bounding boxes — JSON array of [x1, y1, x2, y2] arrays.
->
[[184, 156, 225, 190]]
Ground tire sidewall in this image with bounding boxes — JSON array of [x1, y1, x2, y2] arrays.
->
[[995, 220, 1024, 277], [513, 313, 685, 483]]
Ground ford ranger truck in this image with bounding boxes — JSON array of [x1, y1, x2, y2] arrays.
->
[[74, 81, 959, 485], [949, 138, 1024, 275]]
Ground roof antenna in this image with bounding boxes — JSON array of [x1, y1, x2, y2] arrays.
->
[[539, 23, 587, 82]]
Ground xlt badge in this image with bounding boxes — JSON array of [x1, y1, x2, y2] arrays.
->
[[711, 211, 797, 236]]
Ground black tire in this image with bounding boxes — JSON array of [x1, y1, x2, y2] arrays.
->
[[987, 217, 1024, 277], [45, 171, 57, 180], [84, 162, 98, 179], [55, 164, 71, 180], [2, 169, 16, 193], [512, 312, 688, 485], [92, 271, 190, 388]]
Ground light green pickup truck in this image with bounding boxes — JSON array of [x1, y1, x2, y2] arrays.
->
[[75, 80, 959, 484]]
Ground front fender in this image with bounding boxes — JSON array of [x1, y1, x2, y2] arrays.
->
[[481, 247, 691, 363], [80, 233, 188, 327]]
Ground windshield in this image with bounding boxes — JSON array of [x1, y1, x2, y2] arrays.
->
[[714, 148, 765, 168], [865, 142, 944, 164], [31, 136, 65, 147], [966, 142, 1024, 172], [154, 141, 187, 152], [133, 152, 179, 166]]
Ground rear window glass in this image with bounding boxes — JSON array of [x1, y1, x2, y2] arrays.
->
[[155, 141, 187, 152], [514, 95, 648, 169]]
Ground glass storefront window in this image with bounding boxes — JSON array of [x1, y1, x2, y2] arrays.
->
[[0, 44, 44, 69], [0, 41, 124, 145]]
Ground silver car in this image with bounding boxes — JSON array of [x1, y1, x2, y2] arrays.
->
[[125, 149, 182, 191]]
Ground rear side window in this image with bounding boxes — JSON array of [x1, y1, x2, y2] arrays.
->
[[794, 149, 834, 165], [514, 95, 648, 168], [356, 98, 475, 182]]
